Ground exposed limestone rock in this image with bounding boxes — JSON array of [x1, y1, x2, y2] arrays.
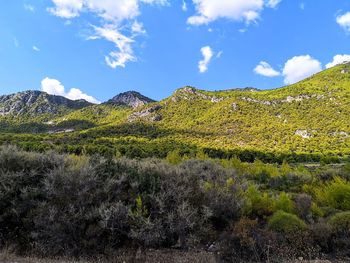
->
[[0, 90, 91, 116], [128, 105, 162, 122], [107, 91, 155, 109], [232, 103, 238, 111], [295, 130, 312, 139], [330, 131, 349, 138], [241, 94, 325, 106], [211, 97, 224, 103], [172, 87, 225, 103]]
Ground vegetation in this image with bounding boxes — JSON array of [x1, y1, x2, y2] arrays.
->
[[1, 63, 350, 262], [1, 146, 350, 261], [1, 64, 350, 163]]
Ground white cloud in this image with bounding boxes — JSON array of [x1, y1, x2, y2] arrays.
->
[[32, 46, 40, 52], [282, 55, 322, 85], [49, 0, 168, 22], [337, 12, 350, 32], [48, 0, 168, 68], [300, 3, 305, 10], [188, 0, 263, 25], [131, 21, 146, 35], [199, 46, 214, 73], [24, 4, 35, 12], [89, 24, 136, 68], [14, 38, 19, 48], [66, 88, 100, 103], [41, 77, 100, 104], [187, 0, 282, 26], [141, 0, 168, 5], [326, 54, 350, 69], [216, 51, 223, 58], [48, 0, 83, 19], [182, 0, 188, 11], [254, 61, 280, 77], [266, 0, 281, 8]]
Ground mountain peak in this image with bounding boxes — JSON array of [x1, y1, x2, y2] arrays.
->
[[0, 90, 92, 116], [107, 91, 156, 108]]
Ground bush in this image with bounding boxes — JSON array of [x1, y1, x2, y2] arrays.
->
[[328, 212, 350, 255], [310, 222, 332, 253], [317, 177, 350, 210], [294, 194, 312, 221], [244, 185, 275, 218], [0, 146, 348, 260], [329, 211, 350, 234], [268, 211, 306, 234], [275, 192, 295, 214]]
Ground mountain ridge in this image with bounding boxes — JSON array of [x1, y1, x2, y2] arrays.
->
[[0, 63, 349, 160], [0, 90, 92, 116]]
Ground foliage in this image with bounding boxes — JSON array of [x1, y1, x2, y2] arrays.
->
[[328, 211, 350, 234], [275, 192, 295, 214], [2, 64, 350, 163], [268, 211, 306, 234], [1, 146, 350, 260], [316, 177, 350, 210]]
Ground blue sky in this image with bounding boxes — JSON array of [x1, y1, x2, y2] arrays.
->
[[1, 0, 350, 103]]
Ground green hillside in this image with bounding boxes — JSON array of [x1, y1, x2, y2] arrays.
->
[[1, 63, 350, 162]]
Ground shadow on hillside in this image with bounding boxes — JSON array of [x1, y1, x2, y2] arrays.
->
[[0, 119, 96, 134], [82, 122, 228, 139]]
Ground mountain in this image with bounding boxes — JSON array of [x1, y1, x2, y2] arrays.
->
[[1, 63, 350, 161], [0, 90, 92, 116], [106, 91, 156, 108]]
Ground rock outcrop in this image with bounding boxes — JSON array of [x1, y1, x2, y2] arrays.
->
[[0, 90, 92, 116], [107, 91, 155, 109], [128, 105, 162, 122]]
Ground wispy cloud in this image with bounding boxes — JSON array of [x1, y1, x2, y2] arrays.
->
[[89, 24, 136, 68], [182, 0, 187, 12], [14, 38, 19, 48], [47, 0, 168, 69], [24, 4, 35, 12]]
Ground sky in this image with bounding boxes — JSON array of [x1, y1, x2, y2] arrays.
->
[[1, 0, 350, 103]]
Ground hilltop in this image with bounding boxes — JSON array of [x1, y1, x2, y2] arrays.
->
[[106, 91, 156, 108], [0, 90, 92, 116]]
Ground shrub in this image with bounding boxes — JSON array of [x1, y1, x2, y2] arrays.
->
[[244, 185, 275, 218], [328, 212, 350, 255], [275, 192, 295, 214], [328, 211, 350, 234], [268, 211, 306, 234], [294, 194, 312, 221], [166, 150, 182, 165], [310, 222, 332, 253], [316, 177, 350, 210]]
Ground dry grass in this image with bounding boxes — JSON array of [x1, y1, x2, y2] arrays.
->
[[0, 249, 217, 263], [2, 250, 349, 263]]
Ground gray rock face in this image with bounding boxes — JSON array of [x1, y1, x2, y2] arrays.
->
[[107, 91, 155, 109], [0, 90, 92, 116], [295, 130, 312, 139], [241, 94, 325, 106], [171, 87, 225, 103], [128, 105, 162, 122]]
